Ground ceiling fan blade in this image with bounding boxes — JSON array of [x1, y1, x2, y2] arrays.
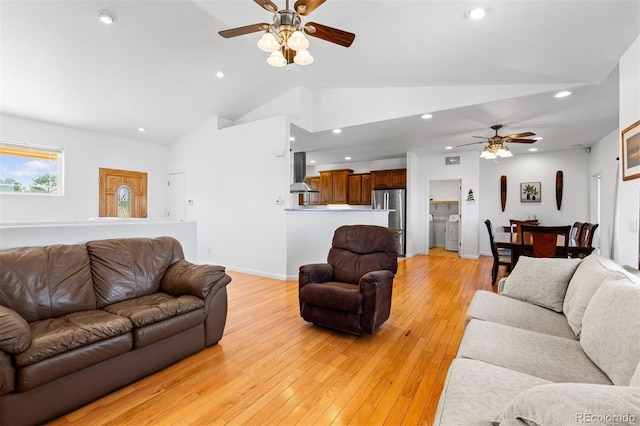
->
[[506, 138, 537, 144], [506, 132, 535, 139], [304, 22, 355, 47], [254, 0, 278, 12], [219, 23, 269, 38], [295, 0, 326, 15], [472, 136, 489, 139], [457, 141, 486, 147]]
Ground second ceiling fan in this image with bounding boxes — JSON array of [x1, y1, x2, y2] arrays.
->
[[458, 125, 538, 158], [218, 0, 355, 66]]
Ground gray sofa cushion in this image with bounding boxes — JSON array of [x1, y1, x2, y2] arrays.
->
[[457, 320, 611, 384], [466, 291, 576, 340], [580, 278, 640, 386], [494, 383, 640, 426], [563, 254, 629, 338], [434, 358, 549, 426], [500, 256, 582, 312]]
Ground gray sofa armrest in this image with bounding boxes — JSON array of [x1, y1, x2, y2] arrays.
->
[[161, 259, 230, 299], [0, 305, 30, 354]]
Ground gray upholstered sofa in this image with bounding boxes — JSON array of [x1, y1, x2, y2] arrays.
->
[[0, 237, 231, 426], [434, 254, 640, 425]]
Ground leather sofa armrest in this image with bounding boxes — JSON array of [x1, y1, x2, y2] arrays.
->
[[161, 259, 231, 299], [0, 305, 31, 354], [299, 263, 334, 288], [359, 270, 395, 334]]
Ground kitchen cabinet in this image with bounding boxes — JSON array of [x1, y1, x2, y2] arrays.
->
[[320, 169, 353, 204], [371, 168, 406, 189], [298, 176, 321, 205], [348, 173, 372, 205]]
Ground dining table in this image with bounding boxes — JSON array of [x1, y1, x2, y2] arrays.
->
[[494, 231, 595, 268]]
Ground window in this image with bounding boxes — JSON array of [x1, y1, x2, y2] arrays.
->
[[0, 140, 64, 195]]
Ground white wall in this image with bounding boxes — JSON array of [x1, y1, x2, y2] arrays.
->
[[478, 149, 590, 255], [0, 115, 167, 222], [306, 157, 406, 176], [410, 151, 480, 259], [617, 35, 640, 267], [430, 180, 461, 201], [166, 115, 290, 279]]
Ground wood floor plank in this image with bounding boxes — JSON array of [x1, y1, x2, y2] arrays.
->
[[47, 252, 500, 426]]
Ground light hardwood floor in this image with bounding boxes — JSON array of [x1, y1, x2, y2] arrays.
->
[[49, 253, 502, 426]]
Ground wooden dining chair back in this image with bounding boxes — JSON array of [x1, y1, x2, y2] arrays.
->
[[580, 223, 599, 247], [570, 222, 584, 241], [509, 219, 539, 234], [520, 224, 571, 259], [485, 219, 511, 285]]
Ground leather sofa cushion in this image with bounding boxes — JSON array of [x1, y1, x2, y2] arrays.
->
[[0, 305, 30, 353], [17, 334, 133, 392], [14, 310, 132, 367], [299, 282, 363, 313], [0, 351, 15, 395], [0, 244, 96, 322], [87, 237, 184, 308], [103, 293, 204, 328], [133, 310, 206, 348]]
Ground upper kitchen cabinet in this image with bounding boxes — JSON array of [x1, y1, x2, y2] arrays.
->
[[371, 168, 406, 189], [348, 173, 372, 205], [320, 169, 353, 204]]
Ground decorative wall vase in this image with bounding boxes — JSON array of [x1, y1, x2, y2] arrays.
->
[[556, 170, 563, 210], [500, 175, 507, 212]]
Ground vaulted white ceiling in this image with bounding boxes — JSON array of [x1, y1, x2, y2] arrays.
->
[[1, 1, 639, 165]]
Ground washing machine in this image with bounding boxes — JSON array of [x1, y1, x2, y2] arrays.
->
[[445, 215, 460, 252]]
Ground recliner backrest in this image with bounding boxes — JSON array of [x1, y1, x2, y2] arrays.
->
[[327, 225, 398, 284]]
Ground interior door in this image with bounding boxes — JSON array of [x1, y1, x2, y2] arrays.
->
[[99, 168, 147, 218]]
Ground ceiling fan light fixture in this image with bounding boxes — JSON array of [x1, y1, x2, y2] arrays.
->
[[294, 49, 314, 65], [267, 50, 287, 67], [287, 30, 309, 51], [258, 32, 281, 52], [499, 147, 513, 158]]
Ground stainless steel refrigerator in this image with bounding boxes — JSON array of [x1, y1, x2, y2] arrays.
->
[[372, 188, 406, 256]]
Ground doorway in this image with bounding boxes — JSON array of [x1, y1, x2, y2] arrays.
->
[[167, 172, 186, 221], [428, 179, 461, 256], [98, 168, 148, 218]]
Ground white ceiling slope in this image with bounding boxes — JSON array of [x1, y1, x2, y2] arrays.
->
[[1, 1, 639, 166]]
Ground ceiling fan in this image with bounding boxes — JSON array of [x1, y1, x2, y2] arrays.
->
[[457, 125, 537, 159], [218, 0, 355, 67]]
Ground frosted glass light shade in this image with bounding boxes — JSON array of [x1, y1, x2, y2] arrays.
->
[[258, 32, 280, 52], [287, 30, 309, 51], [293, 49, 314, 65], [267, 50, 287, 67], [501, 148, 513, 157]]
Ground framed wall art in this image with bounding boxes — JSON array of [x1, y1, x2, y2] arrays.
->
[[622, 119, 640, 181], [521, 182, 541, 203]]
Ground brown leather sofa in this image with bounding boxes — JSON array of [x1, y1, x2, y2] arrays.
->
[[0, 236, 232, 426]]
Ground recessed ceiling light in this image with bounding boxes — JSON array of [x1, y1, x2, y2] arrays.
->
[[309, 160, 316, 164], [534, 137, 543, 141], [421, 114, 433, 119], [555, 91, 572, 98], [97, 11, 116, 25], [529, 148, 538, 152], [289, 136, 295, 141], [445, 146, 453, 150], [333, 129, 342, 134], [468, 7, 487, 20], [215, 71, 225, 78], [345, 156, 351, 160], [137, 127, 146, 132]]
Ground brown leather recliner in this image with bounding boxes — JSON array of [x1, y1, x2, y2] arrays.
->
[[298, 225, 398, 335]]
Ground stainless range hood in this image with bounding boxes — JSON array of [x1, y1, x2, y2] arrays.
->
[[290, 152, 319, 193]]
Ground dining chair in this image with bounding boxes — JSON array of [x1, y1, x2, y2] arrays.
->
[[570, 222, 584, 240], [484, 219, 511, 285], [509, 219, 539, 234], [580, 223, 599, 247], [520, 224, 571, 259]]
